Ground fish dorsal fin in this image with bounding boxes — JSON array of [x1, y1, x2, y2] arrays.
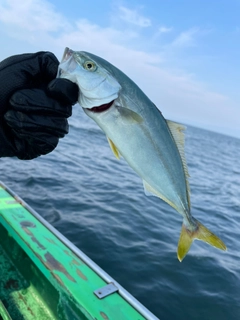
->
[[107, 137, 121, 159], [166, 120, 191, 207], [143, 180, 178, 211]]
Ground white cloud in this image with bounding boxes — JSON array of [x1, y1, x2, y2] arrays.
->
[[118, 6, 151, 27], [159, 26, 173, 33], [0, 0, 239, 138], [172, 28, 199, 47], [0, 0, 67, 32]]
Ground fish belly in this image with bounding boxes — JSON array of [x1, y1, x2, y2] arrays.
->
[[86, 106, 188, 216]]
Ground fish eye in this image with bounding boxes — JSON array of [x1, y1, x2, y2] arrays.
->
[[83, 61, 97, 71]]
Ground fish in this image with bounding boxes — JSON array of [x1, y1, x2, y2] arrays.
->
[[58, 47, 226, 261]]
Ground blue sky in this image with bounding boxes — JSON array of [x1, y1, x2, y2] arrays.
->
[[0, 0, 239, 137]]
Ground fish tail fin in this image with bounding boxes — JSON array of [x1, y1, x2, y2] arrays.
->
[[177, 218, 227, 262]]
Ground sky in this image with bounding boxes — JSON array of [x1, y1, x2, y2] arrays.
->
[[0, 0, 239, 138]]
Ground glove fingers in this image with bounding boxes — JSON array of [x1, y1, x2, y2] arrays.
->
[[4, 110, 69, 138], [9, 88, 72, 118], [0, 52, 59, 109], [13, 132, 59, 160], [0, 51, 78, 160], [0, 51, 58, 83], [47, 78, 79, 105]]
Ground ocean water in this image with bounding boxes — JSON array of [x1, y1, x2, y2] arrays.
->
[[0, 106, 240, 320]]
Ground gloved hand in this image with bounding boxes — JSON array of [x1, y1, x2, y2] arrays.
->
[[0, 51, 79, 160]]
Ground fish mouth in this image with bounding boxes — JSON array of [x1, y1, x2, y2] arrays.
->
[[87, 100, 114, 113], [61, 47, 73, 62]]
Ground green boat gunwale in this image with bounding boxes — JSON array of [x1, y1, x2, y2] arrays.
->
[[0, 180, 159, 320]]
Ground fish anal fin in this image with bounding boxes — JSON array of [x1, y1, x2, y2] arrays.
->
[[166, 120, 191, 206], [107, 137, 121, 159], [177, 218, 227, 262], [143, 180, 158, 197], [143, 180, 178, 211]]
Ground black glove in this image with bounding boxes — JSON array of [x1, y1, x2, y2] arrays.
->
[[0, 51, 79, 160]]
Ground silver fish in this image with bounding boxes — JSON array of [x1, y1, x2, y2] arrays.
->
[[59, 47, 226, 261]]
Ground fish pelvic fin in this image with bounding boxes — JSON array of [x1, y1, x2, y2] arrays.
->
[[177, 218, 227, 262], [107, 137, 121, 159]]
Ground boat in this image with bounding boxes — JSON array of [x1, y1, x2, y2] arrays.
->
[[0, 181, 159, 320]]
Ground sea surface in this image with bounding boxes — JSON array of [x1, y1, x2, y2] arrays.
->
[[0, 106, 240, 320]]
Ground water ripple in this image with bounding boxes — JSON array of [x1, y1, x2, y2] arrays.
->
[[0, 109, 239, 319]]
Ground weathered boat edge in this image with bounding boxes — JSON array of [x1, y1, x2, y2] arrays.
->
[[0, 180, 159, 320]]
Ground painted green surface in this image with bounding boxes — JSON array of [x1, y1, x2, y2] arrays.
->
[[0, 186, 146, 320], [0, 300, 12, 320]]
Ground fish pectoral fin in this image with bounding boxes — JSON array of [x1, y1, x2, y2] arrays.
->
[[117, 106, 143, 124], [107, 137, 121, 159], [177, 218, 227, 262]]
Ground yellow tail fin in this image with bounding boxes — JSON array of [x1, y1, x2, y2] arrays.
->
[[177, 219, 227, 262]]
